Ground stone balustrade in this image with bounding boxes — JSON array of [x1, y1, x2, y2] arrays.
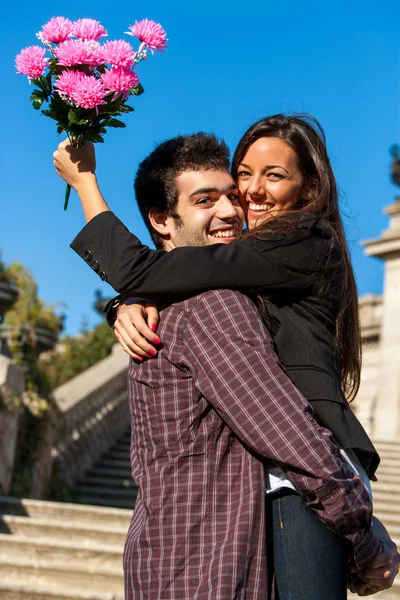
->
[[51, 343, 130, 487]]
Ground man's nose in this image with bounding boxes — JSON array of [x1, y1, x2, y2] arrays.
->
[[217, 195, 239, 219]]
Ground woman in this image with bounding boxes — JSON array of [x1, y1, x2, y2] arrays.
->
[[101, 114, 382, 598]]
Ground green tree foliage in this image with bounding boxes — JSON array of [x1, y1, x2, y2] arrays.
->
[[38, 321, 116, 390]]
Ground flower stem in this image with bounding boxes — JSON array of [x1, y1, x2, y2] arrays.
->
[[64, 184, 71, 211], [63, 133, 84, 211]]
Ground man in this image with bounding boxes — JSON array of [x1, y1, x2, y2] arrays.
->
[[54, 134, 398, 599]]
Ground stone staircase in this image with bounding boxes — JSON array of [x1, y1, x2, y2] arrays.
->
[[348, 440, 400, 600], [0, 496, 131, 599], [0, 439, 399, 599], [74, 429, 138, 510]]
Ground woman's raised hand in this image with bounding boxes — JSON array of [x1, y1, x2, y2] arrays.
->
[[113, 300, 160, 361]]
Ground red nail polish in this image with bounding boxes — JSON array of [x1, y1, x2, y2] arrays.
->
[[154, 337, 161, 344], [150, 324, 157, 332], [137, 357, 142, 362], [150, 349, 157, 356]]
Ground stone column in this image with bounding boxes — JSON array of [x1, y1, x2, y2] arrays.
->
[[0, 356, 25, 494], [363, 198, 400, 440]]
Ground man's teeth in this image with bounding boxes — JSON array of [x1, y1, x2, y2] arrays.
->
[[211, 229, 236, 238], [249, 202, 274, 211]]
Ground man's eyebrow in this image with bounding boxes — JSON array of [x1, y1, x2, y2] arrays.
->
[[189, 184, 238, 198], [239, 162, 289, 174]]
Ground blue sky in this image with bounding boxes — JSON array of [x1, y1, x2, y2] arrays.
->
[[1, 0, 399, 335]]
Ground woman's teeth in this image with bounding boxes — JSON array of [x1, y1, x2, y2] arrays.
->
[[249, 202, 274, 211], [211, 229, 236, 238]]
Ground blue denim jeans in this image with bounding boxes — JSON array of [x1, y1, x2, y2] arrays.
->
[[266, 489, 349, 599]]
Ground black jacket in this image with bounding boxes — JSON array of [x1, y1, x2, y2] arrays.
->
[[71, 211, 379, 479]]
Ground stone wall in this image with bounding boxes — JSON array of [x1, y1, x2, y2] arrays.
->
[[52, 343, 130, 487]]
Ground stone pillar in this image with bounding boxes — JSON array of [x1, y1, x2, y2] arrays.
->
[[363, 198, 400, 440], [356, 295, 383, 435], [0, 356, 25, 494]]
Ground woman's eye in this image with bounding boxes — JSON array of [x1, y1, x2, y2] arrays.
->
[[268, 173, 284, 180], [237, 171, 251, 178]]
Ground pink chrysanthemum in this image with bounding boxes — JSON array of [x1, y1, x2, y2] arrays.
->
[[69, 73, 107, 109], [101, 66, 139, 100], [54, 69, 86, 98], [15, 46, 48, 79], [54, 39, 103, 66], [101, 40, 136, 67], [126, 19, 167, 53], [41, 17, 73, 43], [72, 18, 107, 41]]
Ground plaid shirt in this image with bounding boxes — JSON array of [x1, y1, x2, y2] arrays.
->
[[124, 290, 379, 599]]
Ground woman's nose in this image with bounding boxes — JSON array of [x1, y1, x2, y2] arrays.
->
[[247, 176, 265, 196]]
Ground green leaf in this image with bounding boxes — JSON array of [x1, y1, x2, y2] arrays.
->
[[32, 98, 44, 110], [46, 71, 52, 90], [84, 131, 104, 143], [68, 110, 79, 124], [130, 83, 144, 96], [30, 89, 46, 100], [31, 76, 52, 95], [41, 109, 58, 121], [106, 118, 126, 128], [76, 119, 89, 126], [119, 104, 135, 113], [56, 125, 64, 135]]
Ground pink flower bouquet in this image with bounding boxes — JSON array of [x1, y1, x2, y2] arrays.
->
[[16, 17, 167, 209]]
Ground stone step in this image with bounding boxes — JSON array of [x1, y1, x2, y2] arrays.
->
[[0, 514, 128, 546], [75, 496, 135, 510], [374, 455, 400, 465], [374, 441, 400, 449], [97, 458, 131, 469], [103, 450, 131, 461], [87, 467, 133, 479], [0, 497, 132, 529], [112, 442, 130, 450], [372, 488, 400, 501], [0, 581, 123, 600], [374, 502, 400, 516], [0, 559, 123, 595], [372, 472, 400, 485], [75, 485, 138, 500], [0, 534, 123, 571], [79, 476, 137, 490]]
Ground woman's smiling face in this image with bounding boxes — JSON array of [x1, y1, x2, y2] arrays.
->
[[237, 136, 305, 229]]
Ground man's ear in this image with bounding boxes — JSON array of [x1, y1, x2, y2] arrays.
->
[[148, 208, 172, 239]]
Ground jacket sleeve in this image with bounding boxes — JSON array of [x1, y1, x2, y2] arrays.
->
[[181, 289, 380, 570], [70, 211, 331, 300]]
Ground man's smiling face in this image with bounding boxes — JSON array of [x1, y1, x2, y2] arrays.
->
[[163, 169, 244, 248]]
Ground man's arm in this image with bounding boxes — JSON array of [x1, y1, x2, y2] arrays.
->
[[182, 289, 380, 570]]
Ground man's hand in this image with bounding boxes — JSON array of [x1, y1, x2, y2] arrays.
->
[[53, 139, 109, 222], [53, 139, 96, 191], [349, 517, 400, 595], [114, 301, 160, 360]]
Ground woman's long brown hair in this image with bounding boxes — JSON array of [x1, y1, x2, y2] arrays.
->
[[231, 114, 361, 401]]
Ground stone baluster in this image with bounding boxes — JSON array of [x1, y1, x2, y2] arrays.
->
[[363, 198, 400, 440]]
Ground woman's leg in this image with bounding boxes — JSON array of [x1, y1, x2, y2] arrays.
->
[[267, 489, 349, 600]]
